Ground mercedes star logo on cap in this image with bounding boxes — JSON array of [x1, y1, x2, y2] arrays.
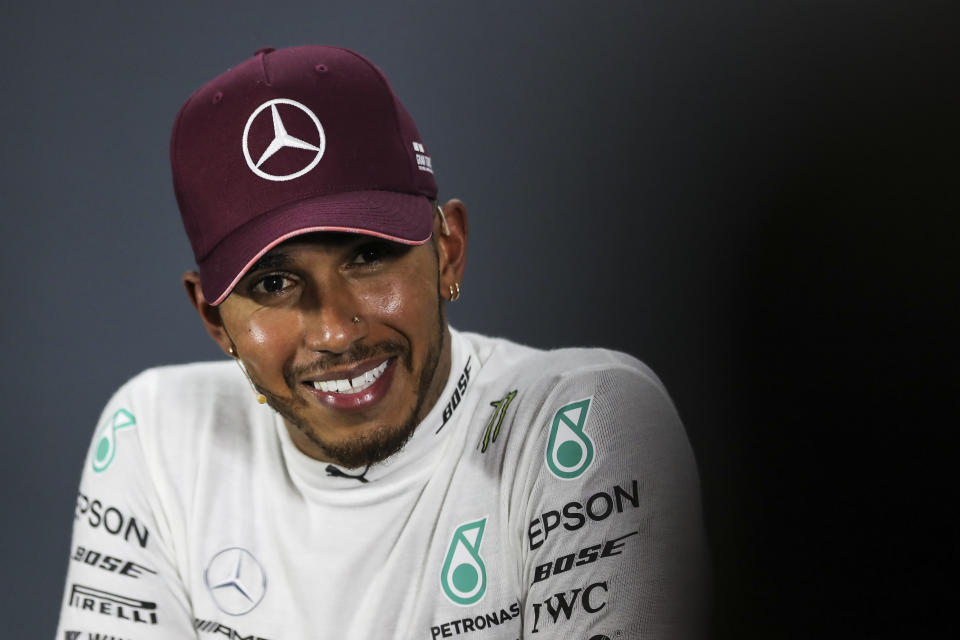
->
[[242, 98, 326, 182]]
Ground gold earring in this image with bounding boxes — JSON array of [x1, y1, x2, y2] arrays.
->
[[448, 282, 461, 301], [230, 348, 266, 404]]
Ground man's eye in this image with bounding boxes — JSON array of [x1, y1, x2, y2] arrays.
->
[[353, 244, 387, 265], [253, 274, 294, 295]]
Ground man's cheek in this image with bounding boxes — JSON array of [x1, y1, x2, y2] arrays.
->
[[243, 318, 299, 387], [246, 322, 270, 346], [246, 314, 300, 350], [359, 283, 403, 315]]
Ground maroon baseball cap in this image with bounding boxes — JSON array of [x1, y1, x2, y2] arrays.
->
[[171, 45, 438, 305]]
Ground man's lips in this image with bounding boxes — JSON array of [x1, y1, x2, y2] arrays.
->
[[302, 358, 396, 411]]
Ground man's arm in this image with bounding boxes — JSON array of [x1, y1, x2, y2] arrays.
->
[[516, 362, 707, 639], [55, 378, 197, 638]]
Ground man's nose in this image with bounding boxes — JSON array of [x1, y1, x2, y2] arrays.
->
[[301, 286, 367, 354]]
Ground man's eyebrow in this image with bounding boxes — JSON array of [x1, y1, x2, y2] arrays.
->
[[248, 250, 293, 273], [245, 234, 370, 274]]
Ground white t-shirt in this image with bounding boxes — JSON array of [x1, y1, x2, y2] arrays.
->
[[56, 329, 706, 639]]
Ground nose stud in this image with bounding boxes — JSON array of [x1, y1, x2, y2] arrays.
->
[[352, 315, 361, 324]]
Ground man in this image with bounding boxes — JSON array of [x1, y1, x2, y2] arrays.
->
[[56, 45, 705, 639]]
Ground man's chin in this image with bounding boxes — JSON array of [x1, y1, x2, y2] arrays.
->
[[262, 317, 443, 469], [295, 420, 419, 469]]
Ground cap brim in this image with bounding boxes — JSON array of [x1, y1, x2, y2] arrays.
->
[[198, 190, 434, 305]]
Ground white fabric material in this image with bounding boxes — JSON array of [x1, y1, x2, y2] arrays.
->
[[56, 329, 705, 639]]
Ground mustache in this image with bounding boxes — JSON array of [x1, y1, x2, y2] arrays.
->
[[286, 340, 411, 382]]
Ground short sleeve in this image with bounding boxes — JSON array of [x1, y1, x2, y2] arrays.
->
[[515, 363, 707, 639], [55, 375, 197, 638]]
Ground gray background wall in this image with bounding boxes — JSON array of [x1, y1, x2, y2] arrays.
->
[[1, 1, 956, 637]]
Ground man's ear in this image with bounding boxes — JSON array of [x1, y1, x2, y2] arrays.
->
[[436, 198, 468, 299], [183, 271, 234, 357]]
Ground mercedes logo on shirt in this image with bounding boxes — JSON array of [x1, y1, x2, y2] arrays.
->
[[204, 547, 268, 615], [242, 98, 326, 181]]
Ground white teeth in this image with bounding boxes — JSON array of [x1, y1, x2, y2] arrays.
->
[[312, 360, 389, 395]]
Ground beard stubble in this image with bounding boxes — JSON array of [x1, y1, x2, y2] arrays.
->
[[261, 304, 446, 469]]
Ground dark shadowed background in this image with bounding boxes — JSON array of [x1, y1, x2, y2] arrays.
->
[[2, 1, 956, 637]]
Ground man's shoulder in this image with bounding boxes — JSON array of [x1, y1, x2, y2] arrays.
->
[[461, 331, 664, 397], [93, 360, 268, 481], [458, 331, 678, 464], [456, 333, 692, 520], [119, 360, 242, 396], [106, 360, 255, 437]]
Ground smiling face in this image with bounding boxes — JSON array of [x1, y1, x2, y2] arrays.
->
[[185, 200, 468, 469]]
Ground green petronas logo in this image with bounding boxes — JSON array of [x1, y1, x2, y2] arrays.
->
[[440, 517, 487, 606], [92, 408, 136, 473], [545, 397, 595, 479]]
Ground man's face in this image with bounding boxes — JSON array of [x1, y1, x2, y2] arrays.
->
[[216, 232, 451, 469]]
